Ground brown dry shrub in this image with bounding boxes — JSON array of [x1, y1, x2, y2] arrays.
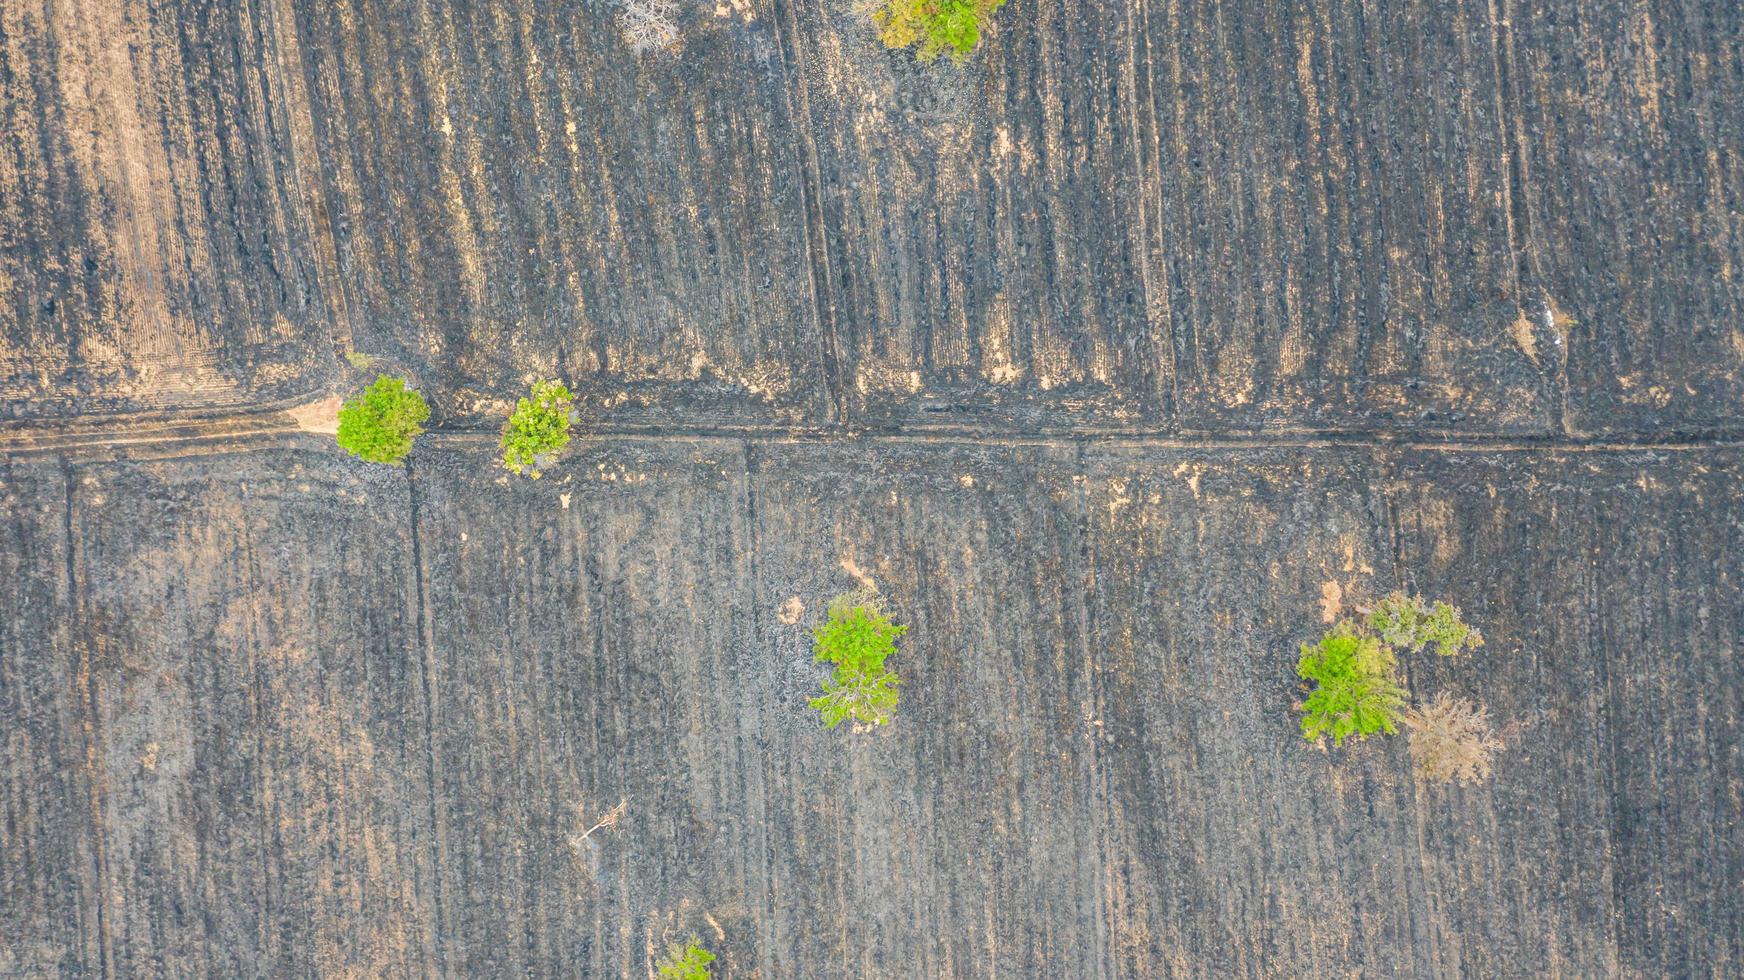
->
[[1406, 693, 1502, 784], [620, 0, 680, 54]]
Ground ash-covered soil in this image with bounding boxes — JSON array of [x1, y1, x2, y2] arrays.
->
[[1, 0, 1741, 976]]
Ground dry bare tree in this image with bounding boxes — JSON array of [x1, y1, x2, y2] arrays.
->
[[1403, 693, 1502, 784], [619, 0, 680, 55], [830, 584, 883, 617], [570, 797, 627, 851]]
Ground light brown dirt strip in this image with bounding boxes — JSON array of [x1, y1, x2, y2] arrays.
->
[[2, 405, 1739, 462]]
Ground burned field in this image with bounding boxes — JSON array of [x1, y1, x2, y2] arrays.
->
[[4, 445, 1740, 976], [2, 0, 1742, 977]]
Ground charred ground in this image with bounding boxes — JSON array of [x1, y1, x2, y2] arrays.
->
[[2, 0, 1741, 976]]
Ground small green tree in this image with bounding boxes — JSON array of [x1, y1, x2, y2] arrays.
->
[[1296, 623, 1408, 746], [870, 0, 1008, 63], [655, 940, 715, 980], [809, 592, 906, 729], [1367, 592, 1483, 656], [335, 375, 430, 464], [500, 380, 575, 478]]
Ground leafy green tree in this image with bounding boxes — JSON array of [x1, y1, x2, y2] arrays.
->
[[809, 592, 906, 729], [655, 940, 715, 980], [1296, 623, 1408, 746], [1368, 592, 1483, 656], [335, 375, 430, 465], [500, 380, 575, 478], [871, 0, 1008, 63]]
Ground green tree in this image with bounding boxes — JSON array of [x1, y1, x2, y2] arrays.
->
[[655, 940, 715, 980], [335, 375, 430, 465], [1367, 592, 1484, 656], [809, 592, 906, 729], [500, 380, 575, 478], [1296, 623, 1408, 746], [871, 0, 1008, 63]]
